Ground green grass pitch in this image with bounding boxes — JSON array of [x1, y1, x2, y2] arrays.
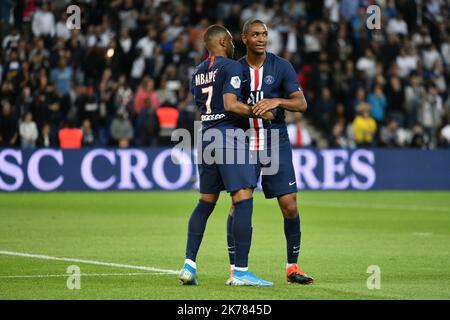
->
[[0, 191, 449, 300]]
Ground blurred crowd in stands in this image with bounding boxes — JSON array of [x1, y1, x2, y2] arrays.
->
[[1, 0, 450, 149]]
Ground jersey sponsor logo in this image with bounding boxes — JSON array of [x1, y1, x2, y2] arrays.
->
[[200, 113, 226, 121], [264, 75, 274, 85], [247, 91, 264, 105], [230, 76, 241, 89]]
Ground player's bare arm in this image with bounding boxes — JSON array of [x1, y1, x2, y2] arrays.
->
[[252, 91, 307, 116], [223, 93, 274, 121]]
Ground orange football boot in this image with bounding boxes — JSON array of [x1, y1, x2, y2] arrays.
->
[[286, 264, 314, 285]]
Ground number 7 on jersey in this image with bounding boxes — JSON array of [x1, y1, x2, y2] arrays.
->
[[201, 86, 213, 114]]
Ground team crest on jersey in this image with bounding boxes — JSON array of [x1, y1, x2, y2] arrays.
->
[[230, 76, 241, 89], [264, 75, 274, 85]]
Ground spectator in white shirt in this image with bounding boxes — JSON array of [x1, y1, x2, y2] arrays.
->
[[441, 35, 450, 70], [136, 26, 157, 59], [396, 47, 418, 78], [19, 112, 39, 148], [136, 25, 159, 76], [256, 5, 275, 23], [324, 0, 340, 24], [266, 24, 283, 55], [425, 0, 441, 18], [165, 16, 184, 42], [404, 75, 425, 126], [432, 60, 447, 94], [32, 3, 56, 38], [118, 0, 139, 31], [119, 28, 132, 54], [417, 83, 444, 147], [55, 12, 71, 41], [304, 23, 321, 54], [241, 3, 275, 24], [356, 49, 377, 80], [87, 25, 111, 48], [287, 117, 312, 147], [130, 48, 146, 89], [387, 13, 408, 36], [411, 26, 432, 49], [240, 3, 261, 23], [2, 27, 20, 49], [440, 122, 450, 147], [423, 44, 442, 71]]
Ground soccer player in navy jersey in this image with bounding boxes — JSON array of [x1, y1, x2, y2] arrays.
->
[[178, 25, 274, 286], [225, 19, 314, 285]]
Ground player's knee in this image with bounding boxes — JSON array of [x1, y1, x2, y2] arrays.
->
[[231, 188, 253, 203], [200, 193, 219, 204], [282, 202, 298, 219]]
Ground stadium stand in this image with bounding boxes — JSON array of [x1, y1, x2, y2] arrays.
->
[[0, 0, 449, 149]]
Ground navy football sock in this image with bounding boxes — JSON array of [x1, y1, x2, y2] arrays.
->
[[226, 214, 235, 266], [232, 198, 253, 268], [284, 214, 301, 264], [185, 200, 216, 262]]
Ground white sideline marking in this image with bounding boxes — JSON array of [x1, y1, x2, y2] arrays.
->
[[0, 272, 171, 279], [0, 251, 179, 275], [412, 232, 434, 236], [299, 200, 450, 212]]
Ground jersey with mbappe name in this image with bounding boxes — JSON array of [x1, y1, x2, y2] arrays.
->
[[191, 56, 257, 194], [191, 55, 244, 132], [238, 52, 302, 150]]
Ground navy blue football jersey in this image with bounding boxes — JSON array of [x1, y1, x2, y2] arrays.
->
[[191, 55, 244, 132], [238, 52, 302, 150]]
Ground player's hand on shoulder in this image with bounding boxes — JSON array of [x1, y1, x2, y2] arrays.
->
[[252, 98, 280, 116]]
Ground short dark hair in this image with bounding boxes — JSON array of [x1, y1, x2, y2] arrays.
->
[[242, 19, 266, 34], [204, 25, 229, 50]]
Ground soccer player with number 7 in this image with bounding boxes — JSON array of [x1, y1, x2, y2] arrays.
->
[[178, 25, 274, 286]]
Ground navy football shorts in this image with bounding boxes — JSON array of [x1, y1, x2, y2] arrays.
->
[[256, 140, 297, 199], [198, 147, 257, 194]]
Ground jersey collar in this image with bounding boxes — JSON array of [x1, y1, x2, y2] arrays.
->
[[245, 51, 268, 70]]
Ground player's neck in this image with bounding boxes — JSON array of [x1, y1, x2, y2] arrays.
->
[[209, 50, 226, 58], [246, 51, 266, 69], [210, 53, 226, 58]]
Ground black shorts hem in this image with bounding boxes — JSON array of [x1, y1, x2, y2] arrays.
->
[[226, 184, 257, 194], [199, 187, 224, 194], [263, 188, 297, 199]]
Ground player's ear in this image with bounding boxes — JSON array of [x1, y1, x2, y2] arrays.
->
[[219, 37, 226, 48], [241, 33, 247, 45]]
